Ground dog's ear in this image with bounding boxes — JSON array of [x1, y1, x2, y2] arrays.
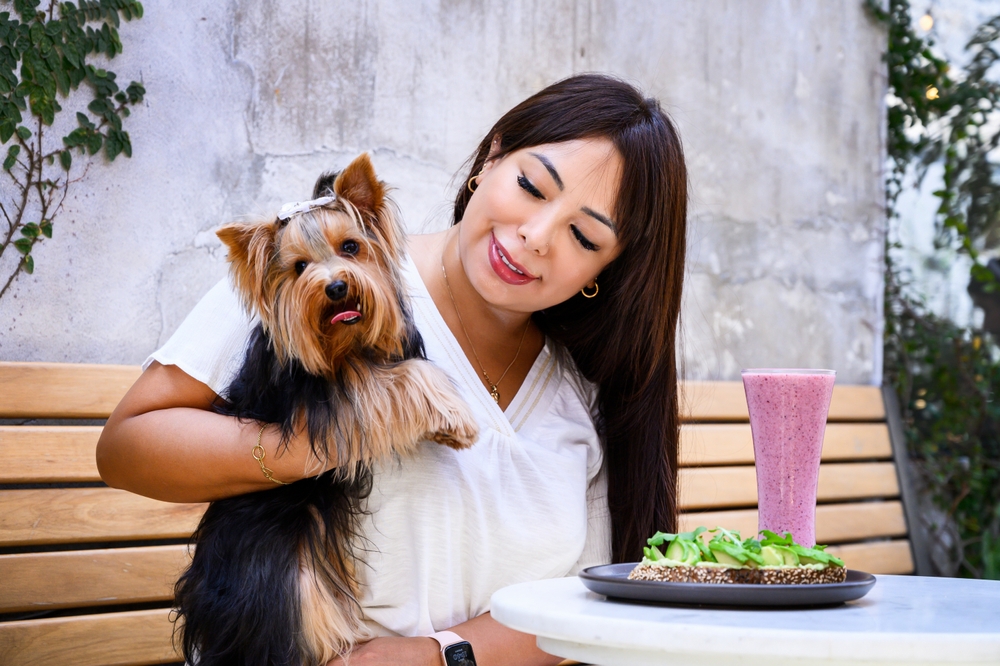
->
[[217, 220, 278, 314], [333, 153, 404, 259], [333, 153, 385, 219], [312, 171, 338, 199]]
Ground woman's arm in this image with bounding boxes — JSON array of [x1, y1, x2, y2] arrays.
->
[[329, 613, 562, 666], [96, 361, 325, 502]]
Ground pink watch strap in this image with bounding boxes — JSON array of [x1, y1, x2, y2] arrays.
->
[[428, 630, 465, 657]]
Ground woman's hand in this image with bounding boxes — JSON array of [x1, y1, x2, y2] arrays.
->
[[330, 613, 563, 666], [327, 637, 439, 666], [96, 361, 329, 502]]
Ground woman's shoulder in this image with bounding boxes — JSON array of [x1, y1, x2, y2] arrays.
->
[[144, 275, 258, 395], [403, 232, 446, 290]]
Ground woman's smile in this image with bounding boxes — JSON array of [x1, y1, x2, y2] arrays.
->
[[489, 233, 537, 285]]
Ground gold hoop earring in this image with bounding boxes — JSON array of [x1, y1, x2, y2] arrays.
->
[[467, 168, 485, 194], [581, 281, 599, 298]]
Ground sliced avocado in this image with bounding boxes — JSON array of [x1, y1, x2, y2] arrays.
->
[[680, 540, 702, 565], [778, 546, 800, 566], [711, 549, 743, 566], [665, 540, 685, 562], [761, 545, 784, 566]]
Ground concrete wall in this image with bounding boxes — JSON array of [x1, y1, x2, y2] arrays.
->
[[0, 0, 887, 385]]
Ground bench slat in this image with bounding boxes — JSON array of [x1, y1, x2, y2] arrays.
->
[[679, 423, 892, 467], [0, 545, 190, 613], [679, 462, 900, 510], [0, 362, 886, 422], [0, 426, 103, 483], [0, 488, 206, 547], [680, 381, 885, 422], [0, 362, 141, 419], [826, 539, 915, 574], [0, 422, 895, 484], [0, 607, 180, 666], [679, 500, 908, 543]]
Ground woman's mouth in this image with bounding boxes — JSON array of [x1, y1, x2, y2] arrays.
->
[[489, 234, 537, 285]]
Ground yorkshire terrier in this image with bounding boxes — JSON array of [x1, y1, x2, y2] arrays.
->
[[173, 154, 478, 666]]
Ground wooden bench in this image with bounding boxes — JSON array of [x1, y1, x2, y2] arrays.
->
[[0, 362, 931, 666]]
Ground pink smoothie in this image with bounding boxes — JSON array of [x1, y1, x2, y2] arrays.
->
[[741, 369, 836, 547]]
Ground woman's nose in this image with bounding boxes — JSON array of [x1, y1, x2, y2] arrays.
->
[[518, 214, 557, 255]]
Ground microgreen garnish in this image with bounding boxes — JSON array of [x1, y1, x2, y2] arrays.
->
[[641, 527, 844, 568], [759, 530, 845, 566]]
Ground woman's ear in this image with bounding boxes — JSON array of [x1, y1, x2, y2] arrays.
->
[[486, 134, 502, 160], [479, 134, 504, 178]]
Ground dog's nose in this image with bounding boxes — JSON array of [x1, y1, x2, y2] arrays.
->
[[325, 280, 348, 301]]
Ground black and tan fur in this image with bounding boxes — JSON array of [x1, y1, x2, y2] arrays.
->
[[173, 154, 478, 666]]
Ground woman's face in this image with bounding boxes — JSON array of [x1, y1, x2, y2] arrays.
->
[[458, 137, 623, 314]]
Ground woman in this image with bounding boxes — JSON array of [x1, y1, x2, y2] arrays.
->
[[97, 73, 687, 665]]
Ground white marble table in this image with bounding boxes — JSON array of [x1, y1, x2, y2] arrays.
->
[[491, 574, 1000, 665]]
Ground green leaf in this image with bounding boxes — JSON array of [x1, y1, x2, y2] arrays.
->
[[15, 125, 30, 140], [126, 81, 144, 103], [3, 153, 15, 170], [758, 530, 794, 547], [86, 132, 102, 155], [646, 531, 677, 547], [105, 133, 120, 161], [59, 149, 70, 170], [20, 222, 39, 239], [87, 97, 108, 115], [789, 544, 845, 567], [40, 219, 52, 238], [13, 238, 31, 254], [23, 254, 33, 274], [0, 122, 13, 143]]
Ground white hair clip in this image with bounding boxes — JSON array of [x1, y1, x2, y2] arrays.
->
[[276, 196, 336, 221]]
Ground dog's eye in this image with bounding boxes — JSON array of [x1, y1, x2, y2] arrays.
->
[[294, 260, 308, 275], [341, 240, 360, 255]]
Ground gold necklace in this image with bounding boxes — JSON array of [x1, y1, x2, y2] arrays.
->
[[441, 260, 530, 404]]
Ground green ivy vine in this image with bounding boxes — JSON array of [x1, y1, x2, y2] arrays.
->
[[867, 0, 1000, 578], [0, 0, 144, 300]]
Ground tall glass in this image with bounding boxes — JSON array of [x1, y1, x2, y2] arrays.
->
[[741, 369, 836, 547]]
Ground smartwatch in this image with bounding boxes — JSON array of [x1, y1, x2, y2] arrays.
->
[[428, 630, 478, 666]]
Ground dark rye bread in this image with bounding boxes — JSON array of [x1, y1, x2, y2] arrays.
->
[[628, 563, 847, 585]]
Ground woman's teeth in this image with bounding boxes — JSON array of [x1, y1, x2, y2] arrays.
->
[[499, 248, 524, 275]]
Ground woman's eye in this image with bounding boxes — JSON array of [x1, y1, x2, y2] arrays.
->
[[341, 240, 359, 255], [572, 225, 599, 252], [517, 174, 544, 200], [294, 260, 308, 275]]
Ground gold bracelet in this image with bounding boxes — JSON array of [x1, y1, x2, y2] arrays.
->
[[252, 424, 288, 485]]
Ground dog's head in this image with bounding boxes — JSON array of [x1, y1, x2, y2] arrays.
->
[[217, 153, 409, 377]]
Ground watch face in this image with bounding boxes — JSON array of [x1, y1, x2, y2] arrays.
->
[[443, 641, 477, 666]]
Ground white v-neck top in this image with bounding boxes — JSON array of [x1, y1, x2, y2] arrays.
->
[[145, 255, 611, 637]]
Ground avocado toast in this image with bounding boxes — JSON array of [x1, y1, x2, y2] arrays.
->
[[628, 527, 847, 585]]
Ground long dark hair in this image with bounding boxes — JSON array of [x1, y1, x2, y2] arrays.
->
[[454, 74, 687, 562]]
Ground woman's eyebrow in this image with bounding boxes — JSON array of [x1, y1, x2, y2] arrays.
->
[[582, 206, 617, 234], [529, 152, 564, 190]]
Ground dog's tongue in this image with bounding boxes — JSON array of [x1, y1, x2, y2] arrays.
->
[[331, 310, 362, 324]]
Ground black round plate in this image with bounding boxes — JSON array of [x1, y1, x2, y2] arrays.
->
[[579, 563, 877, 608]]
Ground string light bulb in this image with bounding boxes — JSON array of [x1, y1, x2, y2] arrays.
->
[[919, 13, 934, 31], [926, 86, 940, 100]]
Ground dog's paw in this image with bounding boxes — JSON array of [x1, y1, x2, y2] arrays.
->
[[425, 398, 479, 449], [425, 395, 479, 449], [425, 428, 476, 449]]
